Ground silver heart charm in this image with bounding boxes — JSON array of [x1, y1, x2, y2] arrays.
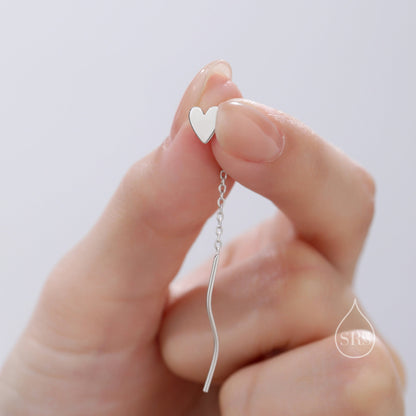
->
[[189, 106, 218, 144]]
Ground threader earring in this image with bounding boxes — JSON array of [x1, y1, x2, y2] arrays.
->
[[189, 105, 226, 393]]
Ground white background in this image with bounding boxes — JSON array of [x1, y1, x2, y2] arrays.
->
[[0, 0, 415, 412]]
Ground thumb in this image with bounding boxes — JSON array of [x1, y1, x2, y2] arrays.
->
[[213, 98, 375, 273], [24, 61, 242, 354]]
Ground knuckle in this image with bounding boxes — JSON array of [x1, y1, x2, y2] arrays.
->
[[358, 166, 376, 211], [119, 156, 154, 207], [358, 195, 375, 237], [118, 152, 191, 237], [118, 150, 203, 238], [342, 335, 404, 415], [357, 166, 376, 223], [281, 244, 339, 323], [357, 165, 376, 197]]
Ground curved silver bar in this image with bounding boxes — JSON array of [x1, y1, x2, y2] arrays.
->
[[203, 253, 220, 393]]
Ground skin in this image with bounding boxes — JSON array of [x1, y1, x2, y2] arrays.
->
[[0, 60, 406, 415]]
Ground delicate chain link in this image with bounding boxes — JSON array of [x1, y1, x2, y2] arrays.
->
[[204, 169, 227, 393], [214, 170, 227, 253]]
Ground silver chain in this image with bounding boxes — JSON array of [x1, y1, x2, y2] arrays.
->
[[203, 169, 227, 393], [214, 170, 227, 254]]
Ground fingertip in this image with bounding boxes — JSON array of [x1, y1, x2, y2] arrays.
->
[[215, 99, 285, 163], [170, 59, 235, 139]]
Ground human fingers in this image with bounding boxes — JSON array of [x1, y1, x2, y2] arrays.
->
[[161, 228, 352, 383], [160, 95, 376, 382], [161, 212, 405, 387], [0, 60, 241, 414], [22, 60, 241, 354], [213, 99, 375, 275], [220, 332, 404, 416]]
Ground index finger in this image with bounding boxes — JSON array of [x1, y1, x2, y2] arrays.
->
[[27, 61, 242, 353]]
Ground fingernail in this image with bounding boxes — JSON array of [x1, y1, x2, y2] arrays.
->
[[215, 99, 285, 162], [170, 60, 232, 138]]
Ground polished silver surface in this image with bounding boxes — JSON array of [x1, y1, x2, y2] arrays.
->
[[203, 170, 227, 393]]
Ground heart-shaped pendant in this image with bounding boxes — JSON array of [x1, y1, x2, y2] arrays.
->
[[189, 106, 218, 144]]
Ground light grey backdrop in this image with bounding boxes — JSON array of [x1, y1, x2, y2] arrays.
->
[[0, 0, 415, 412]]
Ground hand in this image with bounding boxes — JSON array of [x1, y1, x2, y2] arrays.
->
[[0, 60, 405, 415]]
